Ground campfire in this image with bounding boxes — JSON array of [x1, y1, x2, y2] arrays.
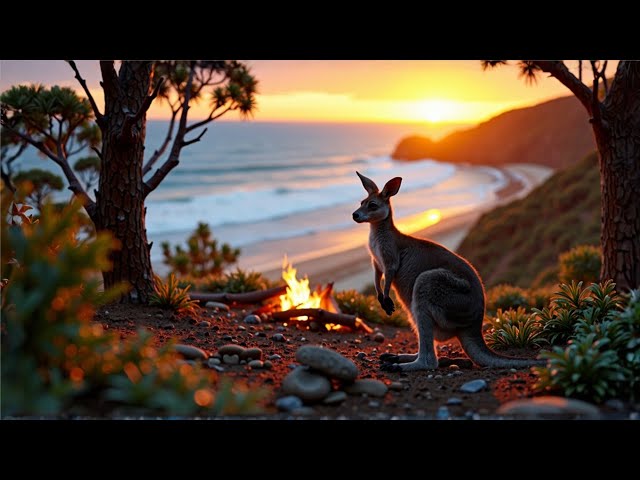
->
[[272, 257, 372, 332], [279, 260, 322, 314], [277, 258, 344, 331], [189, 256, 373, 333]]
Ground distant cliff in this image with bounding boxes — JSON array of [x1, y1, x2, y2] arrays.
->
[[392, 96, 595, 169]]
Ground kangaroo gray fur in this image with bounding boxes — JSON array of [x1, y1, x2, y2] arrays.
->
[[352, 171, 544, 371]]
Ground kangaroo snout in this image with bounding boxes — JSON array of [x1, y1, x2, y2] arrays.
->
[[352, 211, 364, 222]]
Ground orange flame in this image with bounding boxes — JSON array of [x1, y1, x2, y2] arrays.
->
[[278, 256, 349, 332], [279, 257, 322, 318]]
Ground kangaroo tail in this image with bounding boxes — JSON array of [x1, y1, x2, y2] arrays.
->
[[458, 331, 546, 368]]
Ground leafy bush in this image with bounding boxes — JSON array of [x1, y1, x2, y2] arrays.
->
[[533, 280, 622, 345], [484, 307, 545, 350], [558, 244, 601, 284], [534, 289, 640, 403], [484, 284, 554, 316], [149, 273, 201, 317], [335, 289, 408, 327], [535, 334, 626, 402], [178, 268, 279, 294], [161, 222, 240, 278], [0, 194, 263, 417], [486, 284, 530, 316]]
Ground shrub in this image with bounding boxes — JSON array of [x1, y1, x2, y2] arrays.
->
[[179, 268, 279, 294], [484, 307, 545, 350], [535, 334, 625, 402], [0, 194, 263, 417], [335, 289, 408, 327], [161, 222, 240, 278], [486, 284, 530, 316], [534, 289, 639, 403], [533, 280, 622, 345], [149, 273, 202, 317], [558, 244, 601, 285]]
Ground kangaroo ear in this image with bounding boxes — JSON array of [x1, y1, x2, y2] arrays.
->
[[381, 177, 402, 199], [356, 171, 379, 195]]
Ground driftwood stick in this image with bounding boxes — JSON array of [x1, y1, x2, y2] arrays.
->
[[271, 308, 373, 333], [189, 285, 287, 305]]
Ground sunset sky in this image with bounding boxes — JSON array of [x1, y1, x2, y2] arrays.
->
[[0, 60, 613, 125]]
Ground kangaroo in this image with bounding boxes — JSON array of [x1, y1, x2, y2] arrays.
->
[[352, 171, 544, 370]]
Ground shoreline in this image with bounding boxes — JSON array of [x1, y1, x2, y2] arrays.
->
[[152, 162, 553, 291]]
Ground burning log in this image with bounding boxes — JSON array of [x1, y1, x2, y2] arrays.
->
[[318, 282, 341, 314], [189, 285, 287, 305], [271, 308, 373, 333]]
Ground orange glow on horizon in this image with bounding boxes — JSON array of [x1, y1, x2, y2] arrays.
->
[[1, 60, 619, 126], [162, 91, 532, 126]]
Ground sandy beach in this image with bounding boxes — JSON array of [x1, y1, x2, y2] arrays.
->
[[152, 162, 552, 292]]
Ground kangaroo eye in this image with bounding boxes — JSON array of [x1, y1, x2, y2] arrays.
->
[[368, 202, 378, 210]]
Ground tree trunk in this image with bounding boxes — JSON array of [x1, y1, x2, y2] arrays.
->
[[593, 61, 640, 292], [95, 62, 154, 302]]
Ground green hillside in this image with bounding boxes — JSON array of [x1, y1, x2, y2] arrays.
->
[[392, 95, 595, 170], [457, 152, 601, 287]]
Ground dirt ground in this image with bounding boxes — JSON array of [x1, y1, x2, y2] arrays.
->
[[94, 301, 572, 420]]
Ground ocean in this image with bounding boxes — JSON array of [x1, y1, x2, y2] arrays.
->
[[15, 120, 509, 272]]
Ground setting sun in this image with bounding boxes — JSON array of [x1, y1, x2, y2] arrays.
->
[[416, 100, 461, 123], [425, 208, 442, 225]]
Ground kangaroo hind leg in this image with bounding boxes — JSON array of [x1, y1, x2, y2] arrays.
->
[[381, 271, 441, 372]]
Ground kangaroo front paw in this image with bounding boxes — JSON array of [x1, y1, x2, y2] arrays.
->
[[379, 353, 400, 363], [381, 296, 395, 316], [380, 362, 402, 372]]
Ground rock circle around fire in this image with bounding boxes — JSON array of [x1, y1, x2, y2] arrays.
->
[[295, 345, 359, 382], [281, 366, 332, 402], [280, 345, 390, 407], [343, 379, 388, 398], [174, 344, 209, 361]]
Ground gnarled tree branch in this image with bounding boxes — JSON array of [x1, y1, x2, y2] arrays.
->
[[531, 60, 595, 116], [142, 105, 179, 176], [68, 60, 104, 128], [144, 62, 196, 196], [0, 121, 96, 219], [185, 106, 232, 133], [602, 60, 609, 95], [182, 127, 208, 147]]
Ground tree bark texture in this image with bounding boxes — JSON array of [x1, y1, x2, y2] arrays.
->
[[593, 61, 640, 291], [95, 62, 154, 302]]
